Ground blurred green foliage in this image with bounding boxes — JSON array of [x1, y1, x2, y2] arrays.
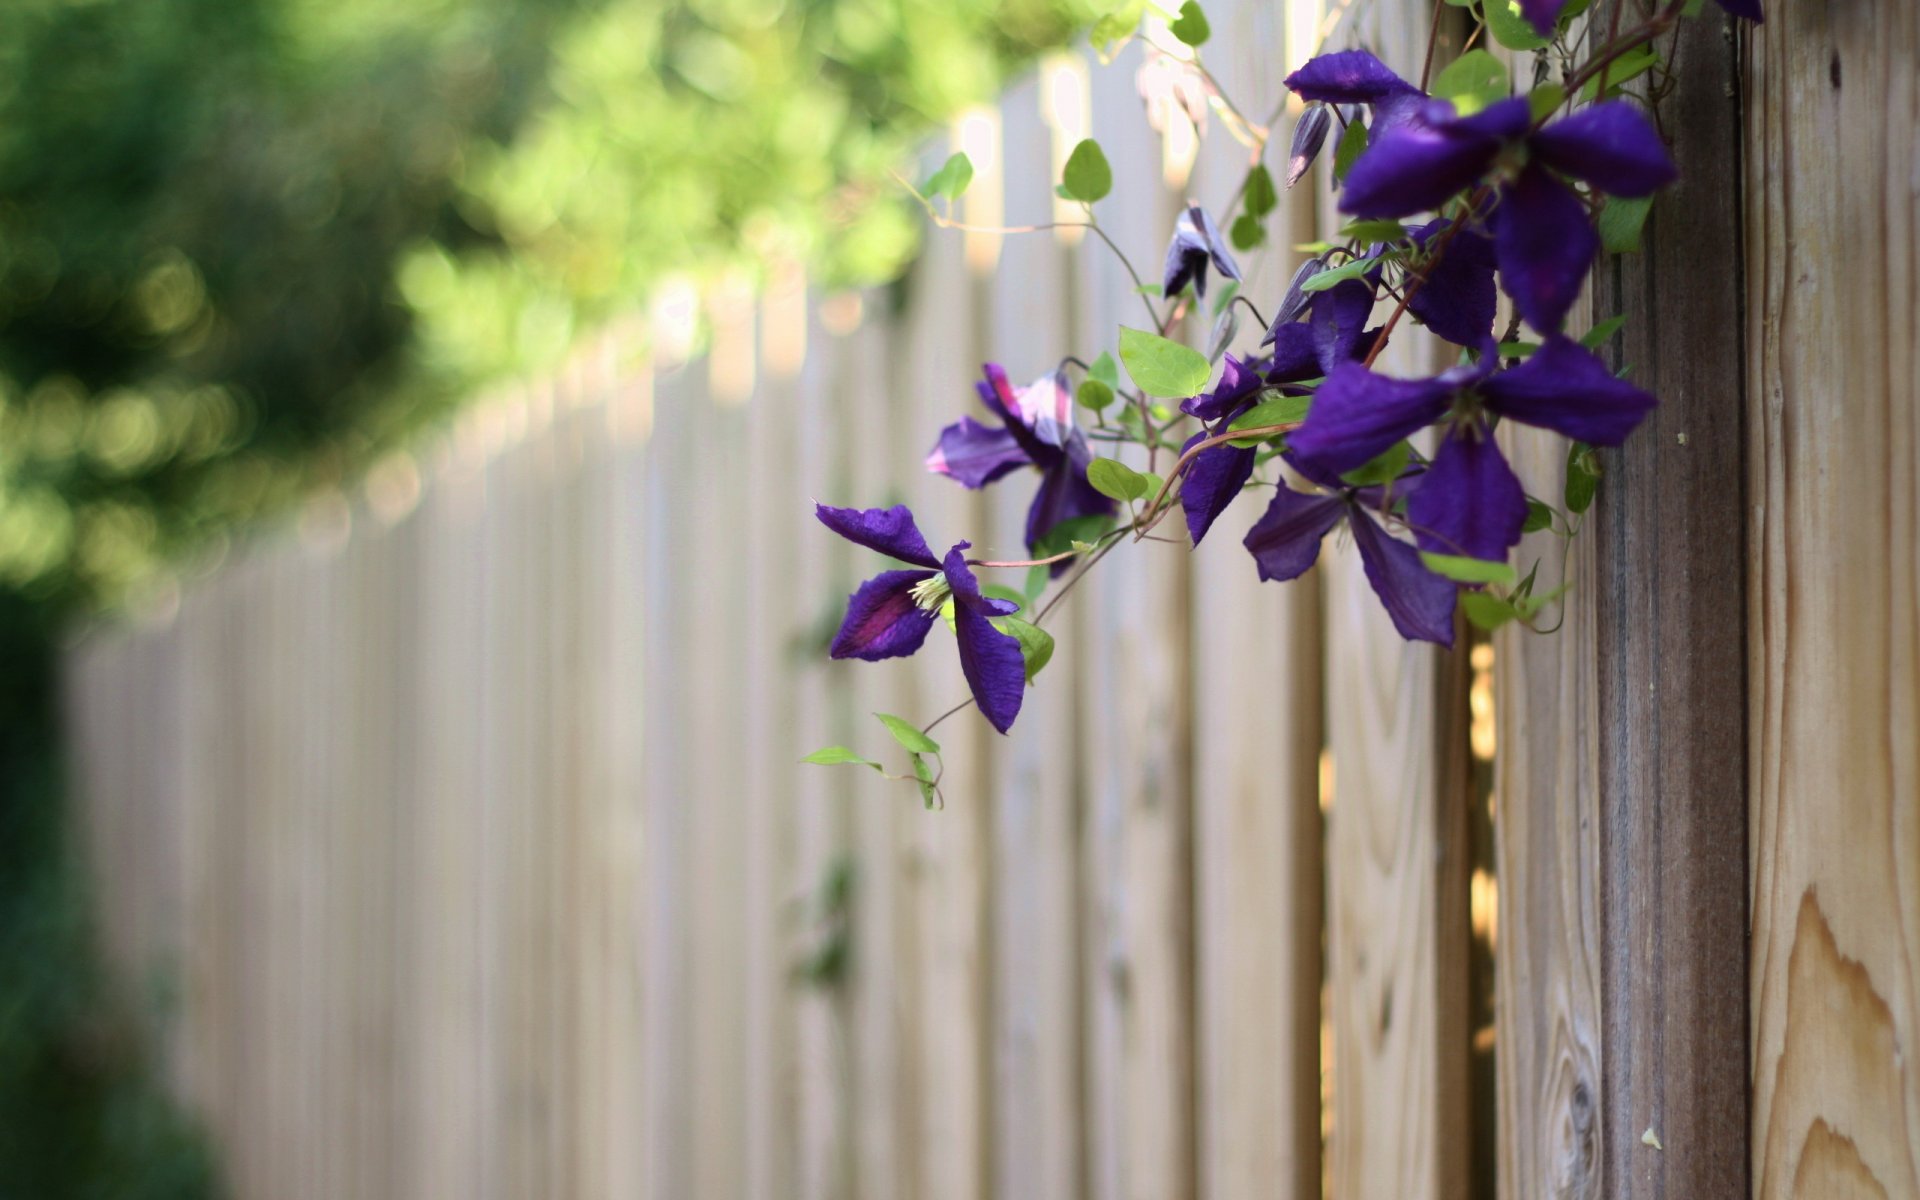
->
[[0, 0, 1091, 1191]]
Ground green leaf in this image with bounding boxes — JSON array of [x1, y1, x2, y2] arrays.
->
[[1076, 378, 1116, 410], [1599, 196, 1653, 254], [1340, 218, 1410, 245], [1061, 138, 1113, 202], [1134, 282, 1164, 296], [990, 616, 1057, 683], [1229, 212, 1265, 252], [925, 152, 974, 201], [1431, 48, 1509, 114], [1118, 326, 1212, 398], [1580, 46, 1660, 101], [1420, 552, 1520, 586], [1088, 350, 1120, 390], [1169, 0, 1210, 46], [1332, 119, 1368, 182], [1340, 439, 1411, 487], [1227, 392, 1313, 445], [1580, 315, 1627, 349], [1034, 513, 1113, 557], [801, 746, 883, 770], [910, 753, 938, 807], [1522, 498, 1555, 534], [1461, 590, 1520, 630], [1499, 339, 1542, 359], [1298, 255, 1376, 293], [1023, 563, 1050, 603], [1243, 163, 1278, 218], [875, 713, 940, 756], [981, 583, 1028, 607], [1090, 1, 1143, 62], [1087, 456, 1150, 501], [1565, 442, 1600, 514], [1484, 0, 1551, 50], [1138, 470, 1166, 501], [1527, 82, 1567, 122]]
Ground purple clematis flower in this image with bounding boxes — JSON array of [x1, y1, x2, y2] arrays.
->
[[1341, 97, 1677, 332], [1179, 280, 1394, 548], [1243, 466, 1457, 646], [1406, 217, 1497, 347], [817, 503, 1028, 735], [1287, 337, 1656, 561], [1163, 205, 1242, 300], [1283, 48, 1428, 136], [927, 363, 1115, 570]]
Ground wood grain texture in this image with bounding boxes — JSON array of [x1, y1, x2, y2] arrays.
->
[[1073, 40, 1195, 1200], [1187, 0, 1326, 1194], [1494, 428, 1606, 1200], [1745, 4, 1920, 1197], [1589, 6, 1750, 1196], [985, 76, 1081, 1200], [1315, 5, 1474, 1199]]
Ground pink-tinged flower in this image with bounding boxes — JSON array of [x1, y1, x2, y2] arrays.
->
[[1340, 97, 1678, 332], [817, 503, 1028, 734], [926, 364, 1115, 569]]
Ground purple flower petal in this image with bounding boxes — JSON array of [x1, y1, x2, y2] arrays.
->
[[976, 362, 1017, 421], [1404, 425, 1528, 561], [1479, 336, 1657, 444], [1531, 102, 1678, 198], [1261, 318, 1321, 377], [1284, 49, 1419, 104], [1286, 362, 1453, 474], [1350, 507, 1457, 646], [1407, 218, 1497, 347], [1182, 353, 1266, 421], [1180, 431, 1258, 546], [943, 544, 1021, 617], [944, 546, 1026, 734], [1244, 485, 1346, 581], [1310, 279, 1378, 373], [1163, 206, 1241, 299], [1518, 0, 1570, 35], [1493, 164, 1598, 333], [1715, 0, 1762, 20], [926, 415, 1033, 488], [1025, 435, 1116, 561], [1339, 102, 1510, 218], [829, 569, 941, 661], [815, 503, 943, 568]]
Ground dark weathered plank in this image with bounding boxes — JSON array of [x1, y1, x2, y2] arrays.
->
[[1589, 5, 1750, 1195]]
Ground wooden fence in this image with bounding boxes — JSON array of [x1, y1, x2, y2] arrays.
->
[[61, 2, 1919, 1198]]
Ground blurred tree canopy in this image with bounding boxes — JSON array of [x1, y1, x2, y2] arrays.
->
[[0, 0, 1094, 614], [0, 0, 1091, 1191]]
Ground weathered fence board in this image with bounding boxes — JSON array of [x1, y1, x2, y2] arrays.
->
[[60, 8, 1920, 1200], [1746, 5, 1920, 1197]]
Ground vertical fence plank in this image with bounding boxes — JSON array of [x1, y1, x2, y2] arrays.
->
[[1746, 6, 1920, 1197], [1587, 7, 1750, 1196], [1188, 0, 1327, 1194], [1071, 41, 1196, 1200], [897, 130, 994, 1200], [1313, 5, 1474, 1199], [983, 74, 1080, 1200]]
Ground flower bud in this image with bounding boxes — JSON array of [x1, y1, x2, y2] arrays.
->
[[1286, 103, 1333, 189]]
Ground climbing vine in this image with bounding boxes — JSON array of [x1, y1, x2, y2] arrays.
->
[[806, 0, 1762, 804]]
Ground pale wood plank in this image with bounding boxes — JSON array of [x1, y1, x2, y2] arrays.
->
[[984, 73, 1081, 1200], [1187, 0, 1328, 1194], [1071, 40, 1196, 1200], [1747, 6, 1920, 1197]]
